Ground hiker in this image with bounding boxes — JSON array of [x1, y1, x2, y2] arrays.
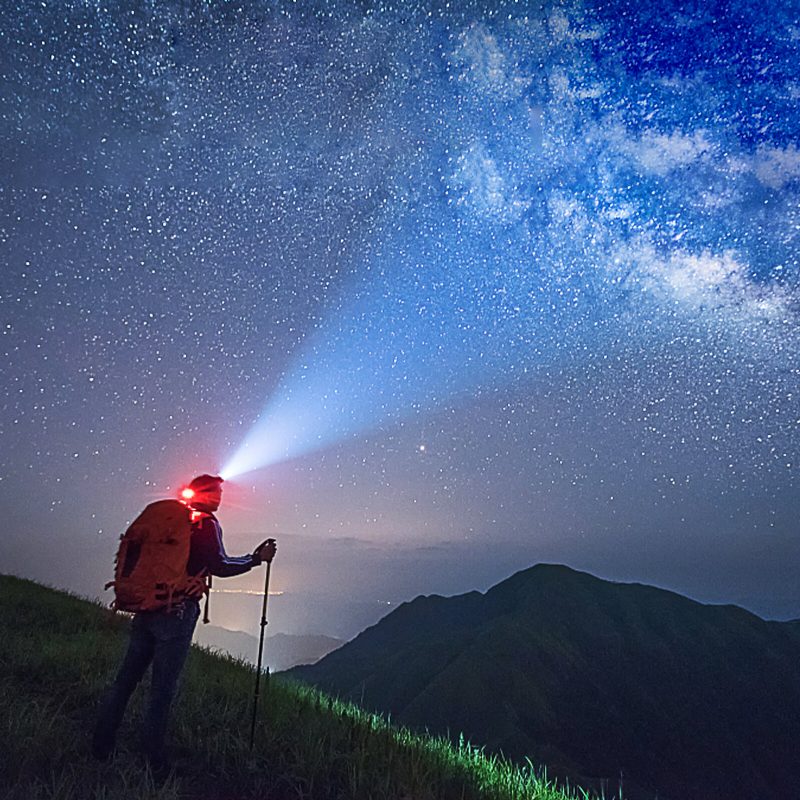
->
[[92, 474, 276, 772]]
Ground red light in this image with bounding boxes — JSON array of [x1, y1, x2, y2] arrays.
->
[[180, 488, 195, 501]]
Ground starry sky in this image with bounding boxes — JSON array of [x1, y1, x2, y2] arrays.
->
[[2, 0, 798, 641]]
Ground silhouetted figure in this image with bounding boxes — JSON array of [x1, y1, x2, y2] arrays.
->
[[92, 474, 276, 774]]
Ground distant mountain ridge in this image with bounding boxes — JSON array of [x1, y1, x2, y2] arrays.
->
[[194, 625, 342, 672], [289, 564, 800, 800]]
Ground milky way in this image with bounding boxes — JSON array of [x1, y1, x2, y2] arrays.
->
[[2, 1, 798, 638]]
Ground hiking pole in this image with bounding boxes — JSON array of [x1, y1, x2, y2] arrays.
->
[[249, 539, 276, 750]]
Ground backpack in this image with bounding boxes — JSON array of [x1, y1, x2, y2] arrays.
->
[[106, 499, 208, 613]]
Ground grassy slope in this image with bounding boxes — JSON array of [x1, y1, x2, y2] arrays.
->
[[0, 575, 587, 800]]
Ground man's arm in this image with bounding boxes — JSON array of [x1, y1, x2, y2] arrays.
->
[[190, 516, 259, 578]]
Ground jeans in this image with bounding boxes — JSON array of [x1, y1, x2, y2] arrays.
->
[[93, 600, 200, 762]]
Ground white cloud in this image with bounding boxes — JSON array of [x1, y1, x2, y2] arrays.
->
[[548, 191, 591, 233], [450, 143, 528, 225], [622, 129, 716, 176], [573, 82, 606, 99], [547, 67, 605, 102], [450, 24, 528, 102], [617, 239, 792, 321], [750, 144, 800, 190], [547, 9, 605, 43], [547, 11, 573, 43], [604, 206, 634, 220]]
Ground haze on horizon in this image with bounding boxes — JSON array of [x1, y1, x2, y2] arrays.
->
[[1, 0, 798, 642]]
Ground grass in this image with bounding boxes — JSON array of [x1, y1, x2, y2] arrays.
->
[[0, 574, 591, 800]]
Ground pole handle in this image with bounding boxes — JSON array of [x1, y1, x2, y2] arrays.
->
[[254, 538, 277, 564]]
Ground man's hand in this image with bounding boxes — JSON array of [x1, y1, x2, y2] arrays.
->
[[253, 538, 277, 564]]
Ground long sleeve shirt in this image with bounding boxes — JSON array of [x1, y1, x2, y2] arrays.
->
[[186, 513, 258, 578]]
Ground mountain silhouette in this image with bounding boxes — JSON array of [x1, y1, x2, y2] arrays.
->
[[194, 625, 342, 672], [288, 564, 800, 800]]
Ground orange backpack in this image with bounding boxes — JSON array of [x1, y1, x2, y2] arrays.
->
[[106, 499, 208, 613]]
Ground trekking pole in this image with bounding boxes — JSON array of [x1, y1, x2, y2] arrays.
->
[[249, 539, 276, 750]]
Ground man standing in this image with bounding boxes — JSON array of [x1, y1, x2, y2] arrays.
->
[[92, 474, 276, 772]]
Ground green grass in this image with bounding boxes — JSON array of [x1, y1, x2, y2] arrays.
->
[[0, 574, 591, 800]]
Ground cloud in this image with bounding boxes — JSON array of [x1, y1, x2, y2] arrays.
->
[[450, 142, 528, 224], [750, 144, 800, 190], [548, 67, 606, 101], [618, 239, 792, 321], [618, 128, 716, 176], [450, 24, 529, 101], [548, 191, 592, 234], [547, 9, 604, 43]]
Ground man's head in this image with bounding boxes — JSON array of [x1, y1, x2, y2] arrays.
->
[[186, 474, 224, 513]]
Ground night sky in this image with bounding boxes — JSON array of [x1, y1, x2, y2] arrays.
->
[[2, 0, 798, 642]]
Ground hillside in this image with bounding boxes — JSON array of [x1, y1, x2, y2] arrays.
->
[[0, 574, 583, 800], [290, 564, 800, 800]]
